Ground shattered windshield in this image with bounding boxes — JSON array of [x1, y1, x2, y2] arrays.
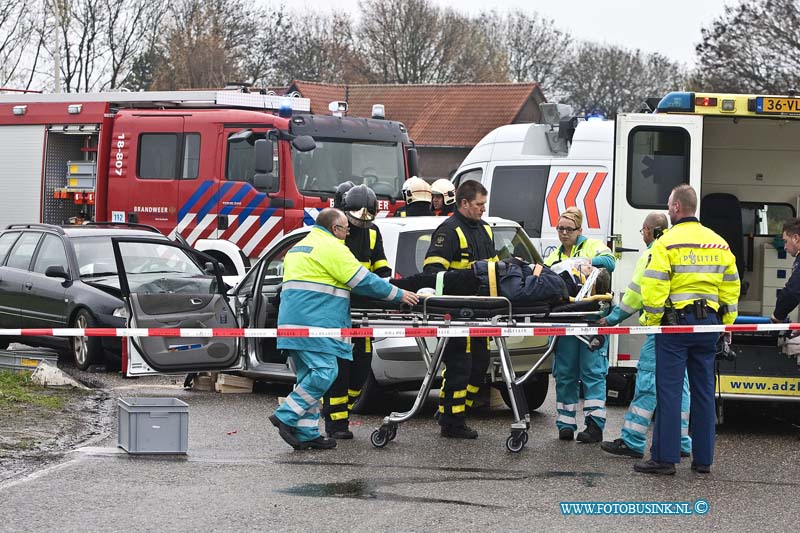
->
[[292, 139, 404, 199]]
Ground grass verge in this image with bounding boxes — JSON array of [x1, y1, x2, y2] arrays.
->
[[0, 370, 66, 410]]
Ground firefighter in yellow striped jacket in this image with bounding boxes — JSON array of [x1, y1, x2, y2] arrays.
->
[[269, 208, 418, 450], [423, 180, 498, 439], [634, 184, 739, 476], [323, 184, 392, 440], [598, 212, 692, 459], [544, 206, 616, 444]]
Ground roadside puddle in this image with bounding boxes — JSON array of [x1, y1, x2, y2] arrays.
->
[[277, 477, 504, 507]]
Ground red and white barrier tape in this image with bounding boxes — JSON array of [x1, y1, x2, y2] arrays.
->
[[0, 323, 798, 338]]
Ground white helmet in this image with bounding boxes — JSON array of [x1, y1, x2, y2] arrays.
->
[[402, 177, 432, 204], [431, 178, 456, 205]]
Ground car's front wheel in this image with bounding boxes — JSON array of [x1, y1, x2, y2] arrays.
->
[[352, 370, 395, 415], [71, 309, 102, 371], [498, 374, 550, 414]]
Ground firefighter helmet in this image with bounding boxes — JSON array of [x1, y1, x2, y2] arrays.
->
[[431, 178, 456, 205], [343, 184, 378, 228], [401, 177, 432, 204], [334, 181, 356, 210]]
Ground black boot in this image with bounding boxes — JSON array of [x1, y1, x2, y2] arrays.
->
[[576, 418, 603, 443], [299, 436, 337, 450], [600, 438, 643, 458], [440, 423, 478, 439], [634, 458, 676, 475]]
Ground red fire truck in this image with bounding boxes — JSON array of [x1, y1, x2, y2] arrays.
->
[[0, 90, 418, 274]]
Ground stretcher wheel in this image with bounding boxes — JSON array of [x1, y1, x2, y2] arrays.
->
[[521, 432, 529, 444], [506, 434, 525, 453], [387, 425, 398, 441], [371, 428, 389, 448]]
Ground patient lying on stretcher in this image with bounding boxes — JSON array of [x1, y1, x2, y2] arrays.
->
[[390, 257, 611, 305]]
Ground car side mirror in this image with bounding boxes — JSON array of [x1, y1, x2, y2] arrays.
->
[[253, 172, 277, 192], [45, 265, 70, 280], [291, 135, 316, 152], [254, 139, 274, 174], [204, 261, 223, 275], [406, 147, 420, 178]]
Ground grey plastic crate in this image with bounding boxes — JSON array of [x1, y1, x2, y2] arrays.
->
[[117, 397, 189, 454], [65, 160, 96, 190]]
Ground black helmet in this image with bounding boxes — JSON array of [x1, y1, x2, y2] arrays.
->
[[343, 184, 378, 228], [334, 181, 356, 210]]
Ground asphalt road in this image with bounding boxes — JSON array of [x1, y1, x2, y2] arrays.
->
[[1, 368, 799, 532]]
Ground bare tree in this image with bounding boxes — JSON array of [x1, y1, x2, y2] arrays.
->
[[695, 0, 800, 93], [358, 0, 506, 84], [560, 43, 686, 117], [270, 12, 367, 85], [0, 0, 32, 87], [49, 0, 107, 93], [151, 0, 262, 90], [101, 0, 168, 90], [480, 10, 572, 91]]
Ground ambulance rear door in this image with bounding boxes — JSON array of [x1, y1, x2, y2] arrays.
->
[[609, 112, 703, 367]]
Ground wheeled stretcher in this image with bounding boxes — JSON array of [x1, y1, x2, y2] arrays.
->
[[350, 294, 611, 452]]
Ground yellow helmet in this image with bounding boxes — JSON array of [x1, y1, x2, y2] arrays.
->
[[431, 178, 456, 205], [402, 177, 432, 204]]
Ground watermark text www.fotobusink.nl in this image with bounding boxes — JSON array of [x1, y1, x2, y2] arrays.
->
[[560, 499, 709, 516]]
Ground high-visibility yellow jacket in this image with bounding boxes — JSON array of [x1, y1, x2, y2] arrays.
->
[[544, 235, 616, 272], [277, 225, 402, 358], [640, 218, 740, 326], [605, 241, 653, 325]]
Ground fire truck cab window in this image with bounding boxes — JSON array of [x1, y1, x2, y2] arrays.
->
[[292, 140, 404, 199], [182, 134, 201, 179], [138, 134, 179, 179], [226, 132, 278, 183], [627, 127, 690, 209], [139, 133, 201, 180]]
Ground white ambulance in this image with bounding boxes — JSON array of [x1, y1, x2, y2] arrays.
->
[[455, 93, 800, 410]]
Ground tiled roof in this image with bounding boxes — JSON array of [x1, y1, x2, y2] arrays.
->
[[287, 81, 544, 147]]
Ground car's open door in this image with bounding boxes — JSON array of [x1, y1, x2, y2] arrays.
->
[[111, 237, 242, 375]]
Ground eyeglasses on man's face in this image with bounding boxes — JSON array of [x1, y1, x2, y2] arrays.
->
[[334, 224, 350, 233], [556, 226, 578, 233], [639, 226, 649, 234]]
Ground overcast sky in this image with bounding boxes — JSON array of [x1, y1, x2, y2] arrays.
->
[[277, 0, 735, 67]]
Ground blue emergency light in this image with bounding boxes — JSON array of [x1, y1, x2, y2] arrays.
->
[[279, 97, 292, 118], [656, 92, 695, 113]]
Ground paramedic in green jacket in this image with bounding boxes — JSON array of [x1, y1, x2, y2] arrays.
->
[[544, 207, 615, 443], [597, 213, 692, 459], [269, 208, 418, 450]]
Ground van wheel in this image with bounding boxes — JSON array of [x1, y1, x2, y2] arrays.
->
[[498, 375, 549, 413], [72, 309, 102, 371], [352, 370, 395, 415]]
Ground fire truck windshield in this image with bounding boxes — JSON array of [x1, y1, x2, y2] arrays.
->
[[291, 139, 404, 199]]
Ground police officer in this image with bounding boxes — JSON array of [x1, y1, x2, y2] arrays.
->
[[394, 177, 433, 217], [423, 180, 498, 438], [269, 208, 417, 450], [322, 184, 392, 439], [544, 206, 615, 443], [770, 217, 800, 323], [598, 213, 693, 459], [430, 178, 456, 216], [635, 184, 739, 475]]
